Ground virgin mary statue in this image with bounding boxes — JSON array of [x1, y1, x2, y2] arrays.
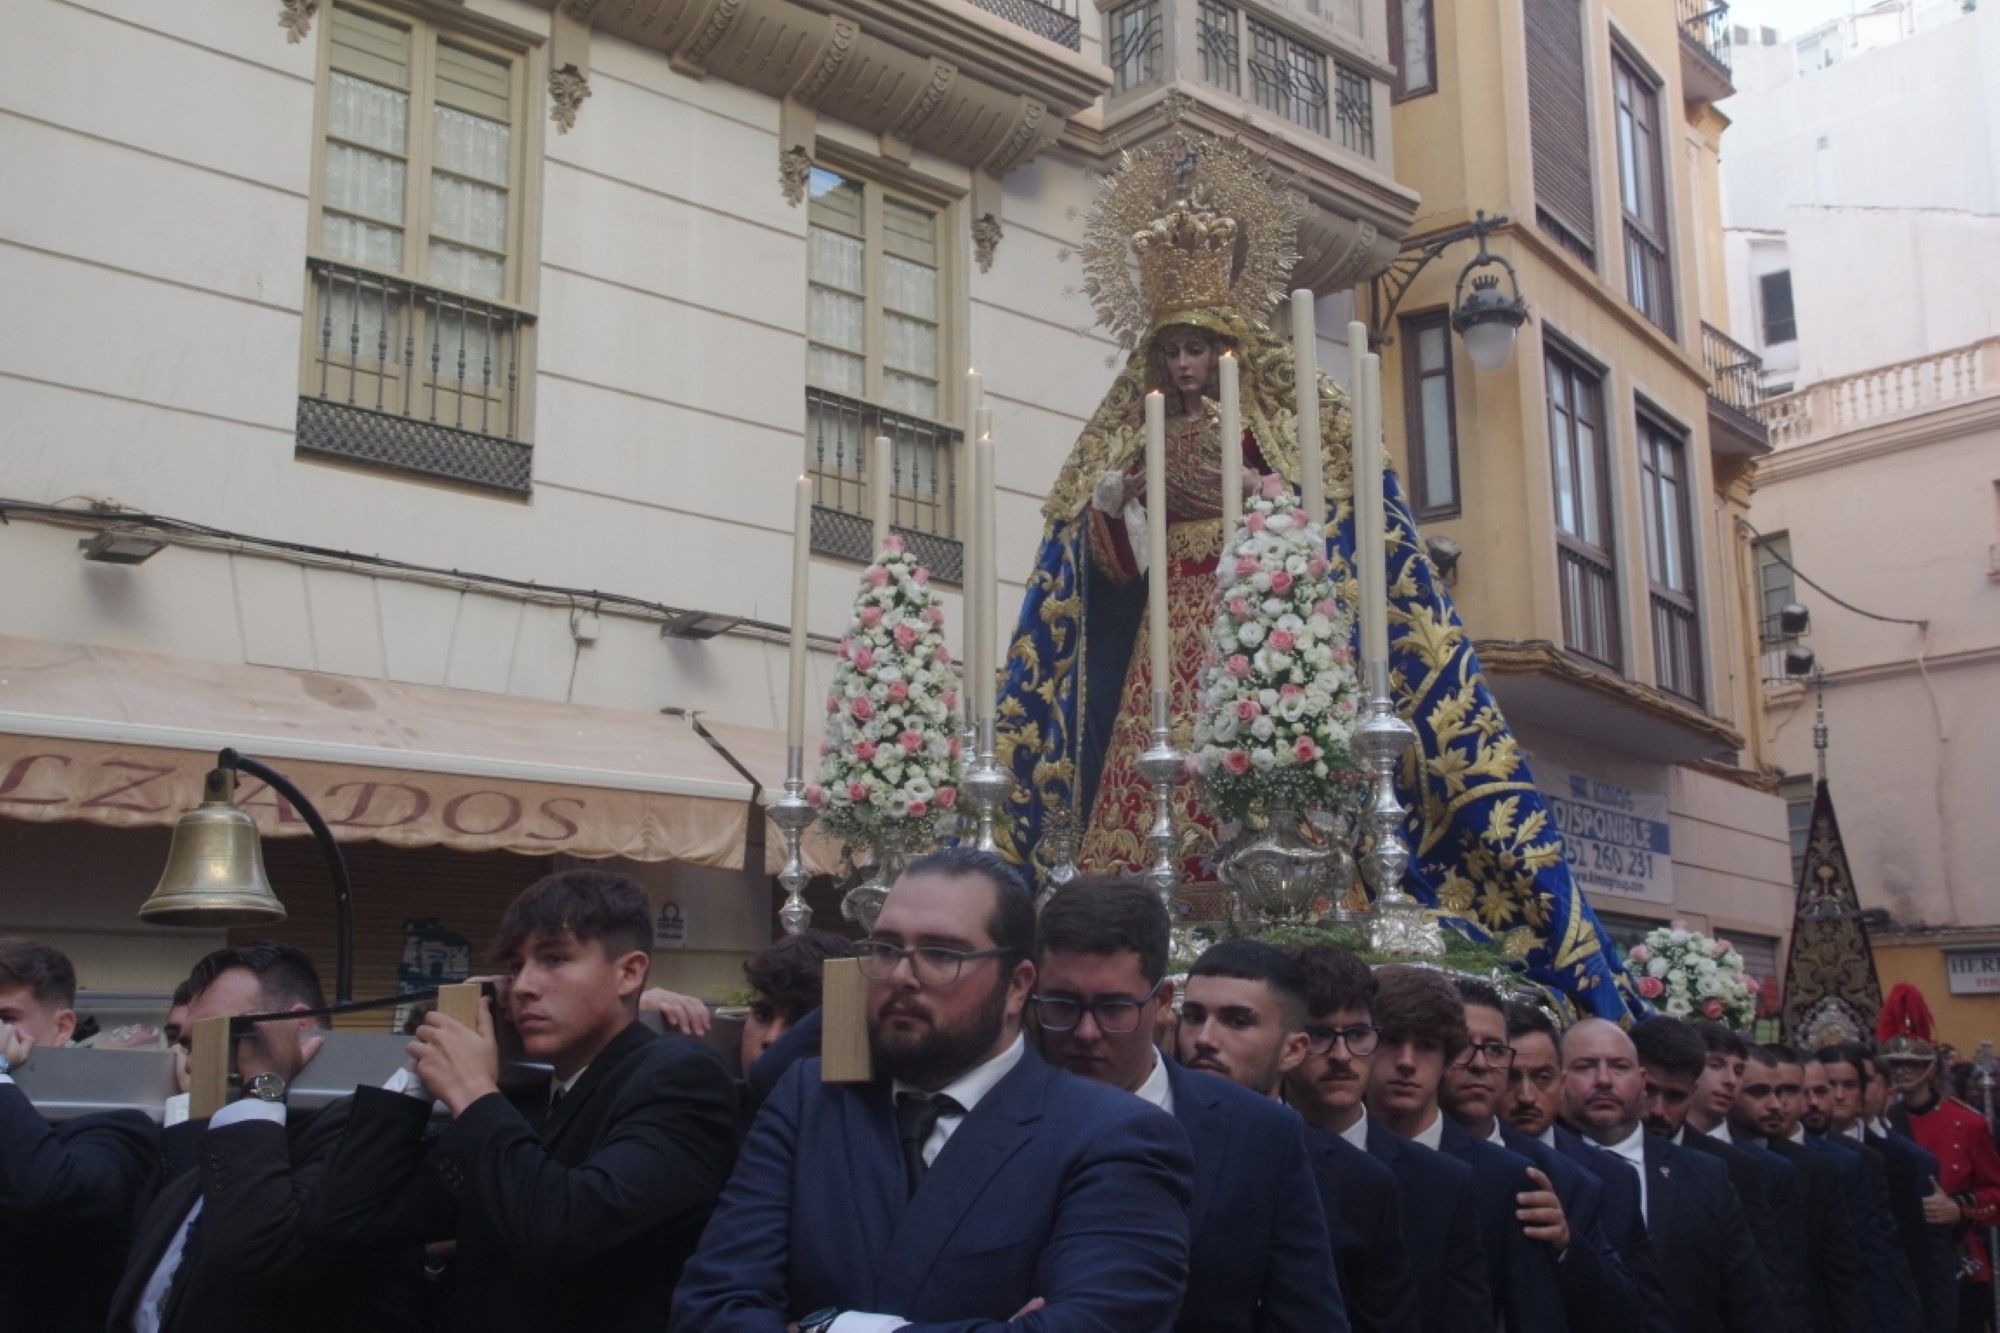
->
[[992, 128, 1643, 1021]]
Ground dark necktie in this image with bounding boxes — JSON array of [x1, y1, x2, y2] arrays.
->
[[895, 1092, 961, 1196]]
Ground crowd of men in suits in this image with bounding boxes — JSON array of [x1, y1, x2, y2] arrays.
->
[[3, 848, 1998, 1331]]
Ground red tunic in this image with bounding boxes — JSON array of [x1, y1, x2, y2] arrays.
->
[[1905, 1095, 2000, 1281]]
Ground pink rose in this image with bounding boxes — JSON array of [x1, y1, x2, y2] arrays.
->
[[1280, 683, 1303, 698], [907, 800, 928, 819], [894, 625, 918, 650], [887, 682, 909, 703], [1269, 571, 1295, 595], [947, 735, 963, 758], [1184, 755, 1204, 780], [1294, 736, 1318, 763], [1226, 654, 1252, 678], [860, 607, 885, 628], [912, 568, 931, 586], [1331, 644, 1352, 663], [1269, 629, 1296, 652], [935, 786, 958, 807], [1236, 699, 1261, 722], [1259, 474, 1285, 500], [882, 535, 905, 555], [1314, 598, 1338, 617], [855, 740, 877, 761], [825, 695, 841, 714], [1229, 598, 1252, 619], [1307, 557, 1330, 579], [806, 784, 825, 808], [1628, 944, 1653, 964], [1222, 750, 1252, 776], [850, 697, 875, 721], [1670, 919, 1689, 932], [934, 644, 952, 665], [1711, 938, 1732, 957], [846, 780, 869, 802], [922, 606, 944, 626], [837, 637, 853, 662], [899, 730, 922, 752], [1245, 511, 1267, 534], [1745, 975, 1763, 996], [1702, 998, 1727, 1020], [865, 566, 889, 588], [853, 647, 875, 671], [1235, 555, 1260, 577], [1636, 976, 1665, 1000], [943, 689, 959, 710]]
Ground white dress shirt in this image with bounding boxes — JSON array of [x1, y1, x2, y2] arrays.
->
[[1133, 1051, 1174, 1115], [1539, 1125, 1557, 1149], [1601, 1124, 1649, 1225], [1701, 1117, 1733, 1145], [1786, 1125, 1808, 1146], [833, 1034, 1029, 1333], [134, 1097, 286, 1333], [1339, 1105, 1370, 1151], [1409, 1108, 1446, 1152], [1474, 1118, 1505, 1146], [1841, 1121, 1865, 1143]]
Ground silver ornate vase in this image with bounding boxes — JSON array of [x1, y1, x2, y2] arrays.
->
[[1217, 797, 1353, 927], [839, 817, 939, 932]]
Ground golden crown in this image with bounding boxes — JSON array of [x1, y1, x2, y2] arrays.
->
[[1075, 122, 1302, 351]]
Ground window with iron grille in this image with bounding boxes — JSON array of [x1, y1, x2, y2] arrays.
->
[[1400, 310, 1459, 519], [1638, 408, 1702, 704], [1545, 343, 1622, 668], [1249, 20, 1331, 137], [1614, 50, 1675, 337], [1759, 270, 1797, 346], [1388, 0, 1436, 97], [298, 1, 536, 494], [1107, 0, 1163, 95], [1198, 0, 1242, 95], [1334, 60, 1374, 156]]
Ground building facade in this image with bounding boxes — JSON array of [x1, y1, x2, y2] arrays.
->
[[1371, 0, 1795, 993], [0, 0, 1414, 1014]]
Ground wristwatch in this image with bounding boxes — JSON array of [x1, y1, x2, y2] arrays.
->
[[796, 1308, 842, 1333], [245, 1072, 288, 1103]]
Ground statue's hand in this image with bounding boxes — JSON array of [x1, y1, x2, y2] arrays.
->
[[1092, 469, 1129, 515]]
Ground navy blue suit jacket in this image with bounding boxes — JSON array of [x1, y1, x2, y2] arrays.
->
[[1303, 1124, 1417, 1332], [746, 1005, 822, 1107], [1868, 1126, 1958, 1333], [1642, 1132, 1779, 1332], [1548, 1127, 1674, 1333], [1164, 1060, 1347, 1332], [1677, 1127, 1810, 1333], [1763, 1132, 1869, 1333], [1813, 1132, 1920, 1333], [671, 1045, 1196, 1332], [1436, 1118, 1571, 1333], [1496, 1124, 1652, 1333], [1365, 1120, 1491, 1333]]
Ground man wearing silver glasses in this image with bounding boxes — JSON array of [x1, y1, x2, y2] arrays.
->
[[671, 848, 1196, 1333], [1033, 879, 1349, 1332]]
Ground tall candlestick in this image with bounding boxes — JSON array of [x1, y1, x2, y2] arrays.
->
[[871, 435, 892, 552], [964, 370, 982, 715], [1144, 391, 1169, 691], [1358, 353, 1390, 667], [1219, 351, 1242, 540], [787, 474, 811, 751], [974, 406, 997, 722], [1292, 290, 1324, 532]]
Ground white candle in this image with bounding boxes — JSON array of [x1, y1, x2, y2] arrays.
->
[[1358, 353, 1390, 667], [1144, 390, 1170, 691], [1219, 351, 1242, 541], [787, 474, 811, 752], [974, 406, 997, 722], [962, 370, 983, 726], [871, 434, 892, 553], [1292, 290, 1324, 533]]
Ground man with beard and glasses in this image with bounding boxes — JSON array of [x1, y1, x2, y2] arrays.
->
[[1034, 884, 1348, 1332], [1560, 1019, 1776, 1333], [672, 848, 1195, 1333], [1732, 1045, 1868, 1333]]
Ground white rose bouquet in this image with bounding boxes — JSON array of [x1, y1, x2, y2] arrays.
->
[[811, 536, 963, 842], [1191, 476, 1365, 822], [1624, 920, 1761, 1027]]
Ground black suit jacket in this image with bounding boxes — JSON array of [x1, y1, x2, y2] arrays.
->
[[1869, 1126, 1958, 1333], [310, 1020, 739, 1331], [1548, 1127, 1674, 1333], [105, 1099, 423, 1333], [746, 1004, 822, 1108], [1165, 1060, 1347, 1331], [0, 1083, 155, 1332], [1366, 1120, 1493, 1333], [1436, 1118, 1571, 1333], [1639, 1131, 1778, 1333], [1496, 1124, 1654, 1333], [1678, 1127, 1809, 1331], [1819, 1132, 1922, 1333], [1303, 1124, 1417, 1332], [1762, 1133, 1869, 1333]]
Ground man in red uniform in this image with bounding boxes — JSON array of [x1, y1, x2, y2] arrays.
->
[[1880, 984, 2000, 1331]]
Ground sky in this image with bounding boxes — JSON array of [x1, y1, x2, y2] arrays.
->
[[1726, 0, 1880, 40]]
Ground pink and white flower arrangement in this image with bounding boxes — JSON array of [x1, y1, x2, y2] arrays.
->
[[1191, 478, 1364, 820], [1623, 921, 1756, 1027], [813, 537, 961, 842]]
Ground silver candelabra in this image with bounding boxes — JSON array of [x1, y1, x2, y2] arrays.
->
[[1133, 690, 1189, 907], [962, 716, 1016, 855], [769, 744, 817, 936], [1354, 661, 1444, 958]]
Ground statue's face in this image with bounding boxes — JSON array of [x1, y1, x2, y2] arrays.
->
[[1158, 329, 1218, 401]]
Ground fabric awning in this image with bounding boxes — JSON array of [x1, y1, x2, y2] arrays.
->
[[0, 636, 759, 867], [699, 719, 849, 878]]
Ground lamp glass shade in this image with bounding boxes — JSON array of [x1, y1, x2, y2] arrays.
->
[[1459, 317, 1517, 372], [139, 797, 288, 928]]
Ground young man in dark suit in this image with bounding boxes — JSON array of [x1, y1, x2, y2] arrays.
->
[[1033, 881, 1348, 1332], [1562, 1017, 1778, 1333], [1284, 945, 1430, 1333], [1849, 1046, 1958, 1333], [671, 848, 1196, 1332], [1733, 1044, 1869, 1333], [106, 942, 423, 1333], [309, 869, 740, 1331], [0, 939, 157, 1332], [1371, 966, 1568, 1333], [1801, 1046, 1918, 1331]]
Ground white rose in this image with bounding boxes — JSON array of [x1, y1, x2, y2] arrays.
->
[[1250, 716, 1276, 740], [1238, 622, 1266, 647], [1250, 748, 1277, 771]]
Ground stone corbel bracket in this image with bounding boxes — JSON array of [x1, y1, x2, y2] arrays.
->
[[548, 4, 593, 133]]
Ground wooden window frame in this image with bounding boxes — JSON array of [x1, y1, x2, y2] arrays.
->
[[1544, 338, 1622, 669], [1400, 308, 1460, 520], [1387, 0, 1437, 100], [1636, 403, 1703, 703], [1612, 43, 1676, 336]]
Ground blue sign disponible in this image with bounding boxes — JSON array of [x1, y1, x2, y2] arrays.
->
[[1538, 763, 1674, 904]]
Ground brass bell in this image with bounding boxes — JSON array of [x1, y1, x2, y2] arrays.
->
[[139, 768, 288, 928]]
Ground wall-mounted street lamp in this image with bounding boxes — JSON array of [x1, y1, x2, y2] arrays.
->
[[1370, 210, 1531, 370], [140, 749, 355, 1003]]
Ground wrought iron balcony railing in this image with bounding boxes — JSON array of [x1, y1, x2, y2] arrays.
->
[[969, 0, 1082, 51], [297, 258, 535, 495], [806, 387, 964, 581], [1699, 322, 1770, 447], [1676, 0, 1733, 76]]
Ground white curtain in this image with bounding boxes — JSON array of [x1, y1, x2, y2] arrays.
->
[[429, 104, 509, 299], [808, 225, 865, 395], [323, 72, 407, 270]]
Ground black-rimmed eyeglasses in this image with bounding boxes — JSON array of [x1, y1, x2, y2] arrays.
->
[[1031, 980, 1165, 1035], [1304, 1023, 1381, 1057], [853, 940, 1010, 986], [1453, 1039, 1517, 1070]]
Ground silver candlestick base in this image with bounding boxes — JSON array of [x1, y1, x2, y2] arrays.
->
[[1353, 662, 1444, 959], [962, 716, 1016, 855], [769, 746, 817, 936], [1133, 690, 1189, 908]]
